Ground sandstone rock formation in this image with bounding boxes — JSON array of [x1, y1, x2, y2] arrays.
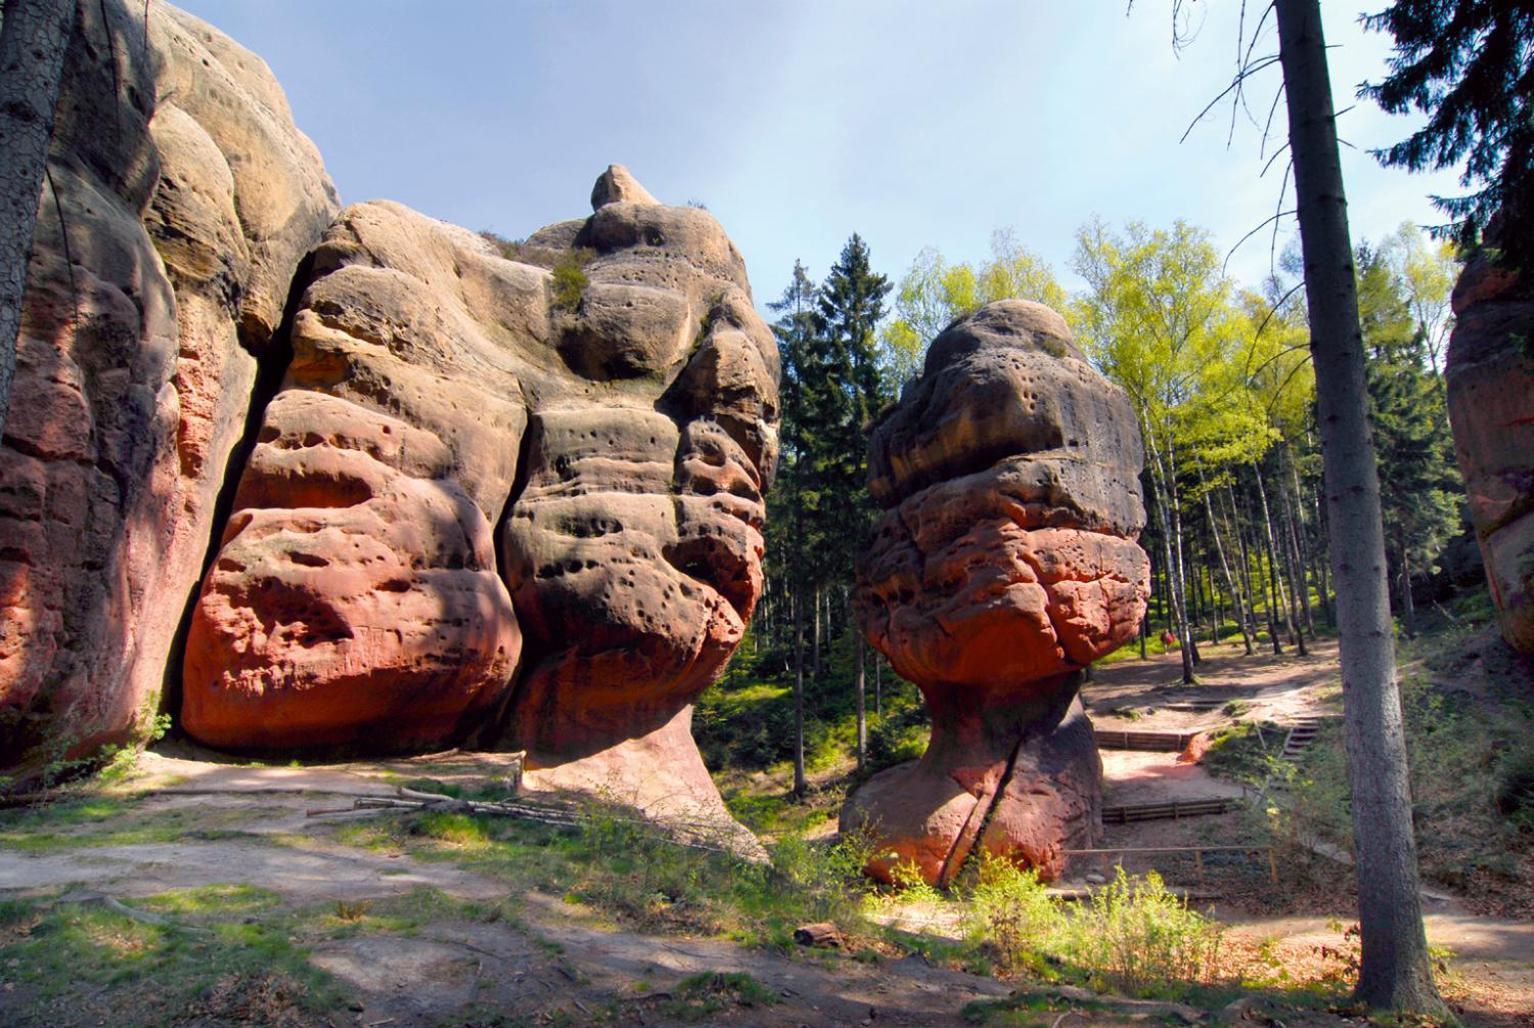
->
[[182, 169, 779, 843], [1446, 253, 1534, 654], [0, 0, 338, 770], [843, 301, 1149, 884], [3, 1, 777, 848]]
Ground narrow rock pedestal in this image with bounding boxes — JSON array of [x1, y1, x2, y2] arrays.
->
[[844, 301, 1149, 884]]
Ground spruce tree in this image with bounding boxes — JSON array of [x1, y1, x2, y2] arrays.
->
[[1357, 246, 1461, 637], [1361, 0, 1534, 269], [767, 260, 821, 797]]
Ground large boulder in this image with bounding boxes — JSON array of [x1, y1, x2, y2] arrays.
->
[[1446, 254, 1534, 653], [0, 0, 338, 772], [183, 169, 779, 847], [844, 301, 1149, 884]]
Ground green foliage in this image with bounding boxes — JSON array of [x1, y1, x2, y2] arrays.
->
[[1357, 243, 1462, 597], [1239, 612, 1534, 899], [956, 858, 1224, 1002], [881, 230, 1066, 391], [1068, 869, 1223, 999], [478, 229, 526, 261], [1199, 721, 1283, 786], [964, 854, 1061, 976], [549, 248, 595, 310], [1362, 1, 1534, 270]]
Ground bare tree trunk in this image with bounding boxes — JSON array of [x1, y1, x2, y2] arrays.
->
[[1144, 425, 1196, 683], [855, 636, 867, 770], [1276, 1, 1445, 1013], [1284, 451, 1320, 636], [1397, 527, 1417, 640], [1167, 445, 1201, 665], [874, 653, 882, 718], [1278, 484, 1311, 654], [1204, 485, 1255, 654], [811, 586, 822, 681], [1253, 461, 1301, 652], [792, 590, 807, 798], [0, 0, 76, 436]]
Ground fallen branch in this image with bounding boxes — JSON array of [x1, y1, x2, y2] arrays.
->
[[57, 890, 212, 934]]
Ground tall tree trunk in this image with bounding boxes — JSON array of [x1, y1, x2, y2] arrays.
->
[[1278, 484, 1311, 654], [1227, 484, 1263, 650], [1166, 445, 1201, 665], [0, 0, 76, 436], [1276, 1, 1444, 1013], [1204, 485, 1255, 655], [811, 585, 822, 681], [1284, 452, 1320, 636], [1144, 426, 1196, 683], [1398, 527, 1417, 640], [792, 590, 807, 798], [874, 653, 882, 718], [855, 635, 867, 770], [1253, 461, 1300, 651]]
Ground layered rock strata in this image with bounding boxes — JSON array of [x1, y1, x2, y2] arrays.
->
[[0, 0, 337, 769], [1445, 253, 1534, 654], [843, 301, 1149, 884]]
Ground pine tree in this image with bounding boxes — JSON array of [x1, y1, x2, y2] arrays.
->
[[813, 235, 890, 770], [1361, 0, 1534, 270], [767, 260, 820, 797], [1277, 0, 1448, 1013], [1357, 246, 1462, 637]]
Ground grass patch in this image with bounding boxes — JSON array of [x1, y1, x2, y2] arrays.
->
[[0, 796, 265, 852], [322, 801, 882, 952], [660, 971, 779, 1022], [0, 891, 345, 1027], [1199, 720, 1285, 786]]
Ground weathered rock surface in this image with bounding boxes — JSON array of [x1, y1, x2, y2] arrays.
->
[[3, 0, 775, 847], [183, 167, 779, 847], [844, 301, 1149, 884], [0, 0, 338, 770], [1446, 254, 1534, 654]]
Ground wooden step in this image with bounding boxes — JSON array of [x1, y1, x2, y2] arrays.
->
[[1092, 729, 1198, 752], [1100, 797, 1240, 823]]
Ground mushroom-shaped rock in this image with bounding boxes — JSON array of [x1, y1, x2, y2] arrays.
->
[[1445, 253, 1534, 654], [843, 301, 1149, 884]]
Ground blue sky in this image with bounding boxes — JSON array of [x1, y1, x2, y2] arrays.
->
[[176, 0, 1465, 310]]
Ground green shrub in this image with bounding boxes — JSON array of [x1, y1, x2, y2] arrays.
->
[[964, 854, 1062, 976], [478, 229, 525, 261], [1066, 868, 1223, 999], [550, 249, 595, 310]]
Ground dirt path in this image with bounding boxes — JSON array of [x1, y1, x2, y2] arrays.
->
[[0, 759, 1012, 1027], [1086, 638, 1534, 1024]]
